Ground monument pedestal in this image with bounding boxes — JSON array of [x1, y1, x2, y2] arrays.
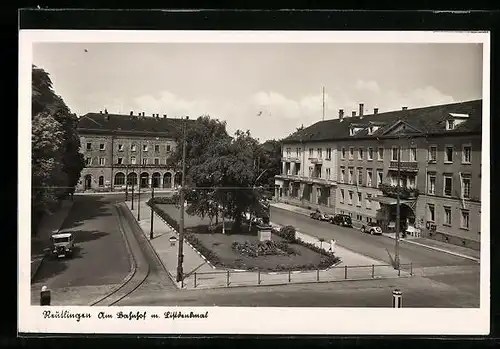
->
[[257, 225, 272, 242]]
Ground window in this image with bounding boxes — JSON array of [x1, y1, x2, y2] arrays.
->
[[99, 157, 105, 166], [286, 148, 291, 157], [98, 176, 104, 187], [142, 158, 148, 165], [309, 148, 314, 157], [444, 175, 453, 196], [114, 173, 125, 186], [444, 206, 452, 225], [463, 145, 471, 163], [358, 148, 364, 160], [357, 168, 363, 185], [368, 148, 374, 161], [357, 192, 362, 207], [296, 147, 301, 157], [130, 156, 136, 165], [378, 147, 384, 161], [326, 148, 332, 160], [117, 157, 123, 164], [348, 168, 354, 184], [118, 144, 124, 151], [166, 144, 171, 152], [446, 119, 455, 130], [428, 204, 435, 222], [308, 166, 313, 177], [154, 145, 160, 152], [391, 147, 398, 161], [377, 170, 383, 187], [317, 148, 323, 159], [409, 147, 417, 162], [366, 194, 372, 209], [348, 191, 353, 205], [86, 142, 92, 150], [85, 157, 92, 166], [326, 168, 331, 179], [445, 146, 453, 163], [462, 176, 471, 199], [143, 144, 148, 152], [367, 169, 373, 187], [461, 210, 470, 229], [428, 146, 437, 162], [427, 173, 436, 194], [349, 147, 354, 160], [131, 144, 137, 152], [340, 167, 345, 183], [99, 143, 105, 151], [341, 147, 346, 159], [340, 189, 345, 203], [408, 176, 416, 188], [154, 158, 160, 165]]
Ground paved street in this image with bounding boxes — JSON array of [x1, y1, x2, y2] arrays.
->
[[270, 206, 477, 268], [31, 195, 132, 304], [118, 274, 478, 308]]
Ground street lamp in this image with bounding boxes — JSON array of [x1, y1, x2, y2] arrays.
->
[[395, 144, 402, 270], [125, 165, 129, 201], [249, 169, 269, 231], [131, 179, 135, 210], [150, 184, 155, 240], [177, 116, 189, 283]]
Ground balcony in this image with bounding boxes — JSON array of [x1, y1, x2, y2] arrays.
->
[[282, 156, 301, 162], [388, 161, 419, 172], [309, 157, 323, 164], [378, 183, 419, 199]]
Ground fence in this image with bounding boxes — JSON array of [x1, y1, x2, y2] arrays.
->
[[181, 263, 413, 289]]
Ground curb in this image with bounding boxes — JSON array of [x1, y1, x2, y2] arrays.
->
[[398, 238, 480, 263], [30, 201, 74, 283]]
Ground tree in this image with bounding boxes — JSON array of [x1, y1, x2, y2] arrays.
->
[[31, 65, 85, 234]]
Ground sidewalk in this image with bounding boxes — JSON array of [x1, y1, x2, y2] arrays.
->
[[271, 202, 480, 262], [31, 200, 74, 281], [75, 189, 177, 196], [124, 198, 410, 290]]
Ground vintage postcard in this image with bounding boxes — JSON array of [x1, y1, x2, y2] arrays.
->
[[19, 30, 490, 335]]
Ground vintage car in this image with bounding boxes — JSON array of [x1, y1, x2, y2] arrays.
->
[[330, 214, 353, 227], [51, 232, 75, 258], [361, 221, 383, 235]]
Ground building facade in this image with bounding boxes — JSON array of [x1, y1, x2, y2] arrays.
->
[[76, 111, 190, 192], [276, 100, 482, 250]]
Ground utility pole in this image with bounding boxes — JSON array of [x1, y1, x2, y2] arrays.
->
[[177, 116, 188, 282], [395, 144, 401, 270], [150, 184, 155, 240]]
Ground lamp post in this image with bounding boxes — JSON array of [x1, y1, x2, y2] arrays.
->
[[125, 165, 129, 201], [249, 169, 269, 231], [137, 177, 141, 221], [395, 145, 401, 270], [177, 116, 188, 283], [131, 179, 135, 210], [150, 184, 155, 240]]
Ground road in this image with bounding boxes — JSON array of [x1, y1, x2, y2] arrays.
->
[[270, 207, 476, 268], [31, 195, 133, 304]]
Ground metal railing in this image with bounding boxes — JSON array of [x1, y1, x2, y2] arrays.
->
[[184, 263, 413, 289]]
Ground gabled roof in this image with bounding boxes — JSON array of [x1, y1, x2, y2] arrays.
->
[[78, 112, 195, 137], [283, 99, 482, 143]]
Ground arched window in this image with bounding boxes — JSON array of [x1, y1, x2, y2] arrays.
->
[[98, 176, 104, 187], [114, 172, 125, 185], [127, 172, 138, 186]]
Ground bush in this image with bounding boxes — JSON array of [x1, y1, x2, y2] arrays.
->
[[150, 195, 179, 205], [278, 225, 296, 242]]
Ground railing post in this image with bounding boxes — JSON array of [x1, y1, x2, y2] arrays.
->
[[344, 265, 348, 279], [258, 270, 261, 285], [181, 277, 184, 289], [316, 268, 319, 282], [226, 270, 230, 287], [398, 267, 401, 277], [288, 270, 291, 283], [410, 262, 413, 276], [372, 264, 375, 278], [194, 273, 197, 288]]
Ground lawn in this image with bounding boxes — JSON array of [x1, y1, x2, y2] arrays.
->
[[155, 203, 339, 272]]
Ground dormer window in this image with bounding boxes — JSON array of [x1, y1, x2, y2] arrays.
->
[[446, 119, 455, 130], [349, 128, 355, 136], [446, 113, 468, 131]]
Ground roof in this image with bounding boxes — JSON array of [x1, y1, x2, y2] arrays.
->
[[78, 112, 195, 137], [283, 99, 482, 143], [52, 232, 72, 238]]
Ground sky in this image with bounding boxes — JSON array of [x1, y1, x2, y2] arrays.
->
[[32, 42, 483, 141]]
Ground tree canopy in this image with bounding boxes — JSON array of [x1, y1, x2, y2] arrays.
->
[[32, 65, 85, 233]]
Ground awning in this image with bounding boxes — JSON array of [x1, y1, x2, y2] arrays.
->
[[371, 196, 415, 206]]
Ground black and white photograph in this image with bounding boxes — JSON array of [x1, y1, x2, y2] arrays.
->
[[19, 30, 490, 335]]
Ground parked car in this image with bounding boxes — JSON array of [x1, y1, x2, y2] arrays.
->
[[361, 222, 383, 235], [322, 213, 335, 222], [330, 214, 353, 227], [50, 232, 75, 258]]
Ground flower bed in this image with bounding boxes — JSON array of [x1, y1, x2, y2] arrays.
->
[[232, 240, 298, 258]]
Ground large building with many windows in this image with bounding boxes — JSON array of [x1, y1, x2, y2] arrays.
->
[[275, 100, 482, 250], [76, 110, 192, 192]]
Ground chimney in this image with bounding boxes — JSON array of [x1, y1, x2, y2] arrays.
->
[[104, 108, 108, 114], [99, 111, 102, 114], [130, 111, 133, 116], [359, 103, 364, 118], [374, 107, 379, 114], [352, 111, 356, 117], [163, 114, 167, 118], [402, 106, 408, 110], [338, 109, 344, 121]]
